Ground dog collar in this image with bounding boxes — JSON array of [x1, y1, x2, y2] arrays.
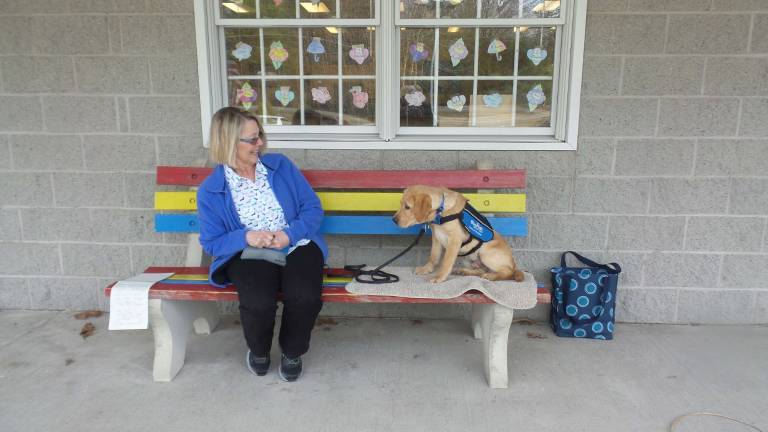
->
[[432, 194, 445, 224]]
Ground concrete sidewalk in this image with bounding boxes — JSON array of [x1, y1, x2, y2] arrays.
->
[[0, 310, 766, 432]]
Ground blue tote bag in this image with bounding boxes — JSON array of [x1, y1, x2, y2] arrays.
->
[[550, 251, 621, 340]]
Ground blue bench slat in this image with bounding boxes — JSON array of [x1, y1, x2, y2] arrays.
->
[[155, 214, 528, 236]]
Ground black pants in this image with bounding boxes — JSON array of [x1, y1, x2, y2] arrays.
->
[[225, 242, 324, 358]]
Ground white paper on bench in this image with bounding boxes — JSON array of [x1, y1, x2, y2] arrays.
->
[[108, 272, 174, 330]]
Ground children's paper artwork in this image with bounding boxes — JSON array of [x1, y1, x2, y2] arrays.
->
[[527, 47, 548, 66], [448, 38, 469, 67], [311, 86, 332, 104], [483, 93, 502, 108], [487, 39, 507, 62], [413, 0, 431, 4], [236, 82, 258, 110], [349, 86, 369, 109], [447, 95, 466, 112], [268, 41, 289, 70], [349, 44, 370, 65], [231, 41, 253, 61], [447, 0, 463, 4], [275, 86, 295, 106], [405, 91, 426, 107], [273, 0, 283, 5], [526, 84, 546, 111], [306, 37, 326, 62], [409, 42, 430, 63]]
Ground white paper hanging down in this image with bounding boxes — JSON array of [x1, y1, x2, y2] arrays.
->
[[108, 272, 174, 330]]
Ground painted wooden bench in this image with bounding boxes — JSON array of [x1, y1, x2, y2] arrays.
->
[[104, 164, 551, 388]]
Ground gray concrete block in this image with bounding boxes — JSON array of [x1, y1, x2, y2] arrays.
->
[[607, 216, 686, 251], [75, 57, 151, 94], [124, 173, 155, 208], [0, 16, 109, 55], [575, 138, 614, 176], [0, 56, 76, 93], [382, 151, 458, 170], [667, 14, 750, 54], [704, 57, 768, 96], [587, 0, 627, 11], [579, 98, 658, 137], [157, 136, 208, 166], [530, 214, 608, 250], [752, 14, 768, 53], [53, 173, 124, 207], [658, 98, 739, 137], [458, 150, 575, 176], [346, 247, 421, 268], [20, 208, 91, 241], [145, 0, 194, 13], [0, 96, 43, 131], [108, 15, 121, 54], [0, 173, 53, 206], [720, 254, 768, 288], [120, 15, 195, 55], [0, 209, 21, 241], [643, 252, 720, 288], [573, 177, 650, 214], [616, 287, 677, 324], [128, 96, 201, 135], [267, 149, 306, 167], [0, 0, 115, 13], [90, 209, 159, 243], [28, 278, 100, 311], [83, 135, 156, 171], [601, 251, 644, 287], [327, 235, 380, 248], [11, 134, 83, 171], [162, 233, 191, 245], [130, 245, 186, 273], [0, 243, 61, 275], [0, 135, 9, 169], [43, 96, 117, 133], [730, 178, 768, 215], [117, 97, 129, 132], [61, 244, 131, 277], [585, 14, 666, 55], [305, 150, 380, 169], [650, 178, 729, 215], [325, 246, 345, 268], [629, 0, 711, 10], [0, 278, 30, 309], [676, 289, 754, 324], [527, 177, 572, 213], [512, 250, 562, 284], [615, 139, 695, 177], [113, 1, 147, 12], [622, 57, 704, 95], [695, 139, 768, 176], [149, 56, 199, 95], [754, 291, 768, 323], [739, 98, 768, 136], [686, 217, 764, 253], [580, 56, 621, 96], [713, 0, 768, 10]]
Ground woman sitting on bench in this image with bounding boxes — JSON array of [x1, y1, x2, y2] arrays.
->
[[197, 107, 327, 382]]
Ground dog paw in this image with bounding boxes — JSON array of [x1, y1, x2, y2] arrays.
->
[[429, 275, 447, 283], [414, 265, 433, 275]]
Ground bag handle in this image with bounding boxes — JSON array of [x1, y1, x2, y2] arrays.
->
[[561, 251, 621, 274]]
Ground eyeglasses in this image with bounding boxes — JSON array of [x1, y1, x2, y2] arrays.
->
[[239, 133, 264, 145]]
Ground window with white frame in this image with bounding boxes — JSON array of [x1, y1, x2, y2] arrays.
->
[[194, 0, 587, 150]]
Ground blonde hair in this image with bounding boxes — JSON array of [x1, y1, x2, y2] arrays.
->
[[208, 107, 268, 167]]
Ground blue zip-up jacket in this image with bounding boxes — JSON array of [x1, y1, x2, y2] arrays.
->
[[197, 153, 327, 288]]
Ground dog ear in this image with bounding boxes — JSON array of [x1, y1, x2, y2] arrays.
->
[[413, 193, 433, 222]]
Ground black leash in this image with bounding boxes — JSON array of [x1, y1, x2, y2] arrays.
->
[[344, 227, 426, 284]]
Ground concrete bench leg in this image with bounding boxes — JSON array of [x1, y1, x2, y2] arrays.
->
[[148, 299, 220, 382], [472, 303, 514, 389]]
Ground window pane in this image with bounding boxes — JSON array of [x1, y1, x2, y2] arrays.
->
[[265, 80, 300, 125], [304, 79, 340, 125], [229, 79, 263, 115], [342, 27, 376, 76], [400, 80, 434, 126], [478, 28, 514, 76], [225, 28, 262, 76], [436, 79, 472, 127], [521, 0, 560, 18], [480, 0, 518, 18], [263, 28, 300, 75], [400, 28, 436, 77], [400, 0, 436, 19], [438, 27, 475, 77], [518, 26, 555, 76], [439, 0, 477, 19], [340, 0, 374, 18], [260, 0, 297, 18], [221, 0, 257, 19], [475, 80, 513, 127], [302, 28, 338, 76], [515, 80, 551, 127], [343, 79, 375, 125], [299, 0, 336, 19]]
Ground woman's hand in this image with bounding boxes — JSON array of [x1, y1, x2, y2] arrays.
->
[[268, 231, 290, 249], [246, 230, 275, 248]]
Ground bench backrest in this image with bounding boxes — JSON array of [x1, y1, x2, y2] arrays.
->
[[154, 166, 528, 237]]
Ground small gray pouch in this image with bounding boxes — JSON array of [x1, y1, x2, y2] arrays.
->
[[240, 247, 287, 266]]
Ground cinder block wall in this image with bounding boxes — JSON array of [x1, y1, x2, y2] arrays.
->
[[0, 0, 766, 324]]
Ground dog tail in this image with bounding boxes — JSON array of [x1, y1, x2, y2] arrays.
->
[[512, 269, 525, 282]]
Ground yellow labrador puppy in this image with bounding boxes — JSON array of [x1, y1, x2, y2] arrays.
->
[[393, 185, 525, 284]]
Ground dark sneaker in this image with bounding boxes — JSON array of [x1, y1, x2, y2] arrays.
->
[[246, 350, 270, 376], [279, 354, 303, 382]]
